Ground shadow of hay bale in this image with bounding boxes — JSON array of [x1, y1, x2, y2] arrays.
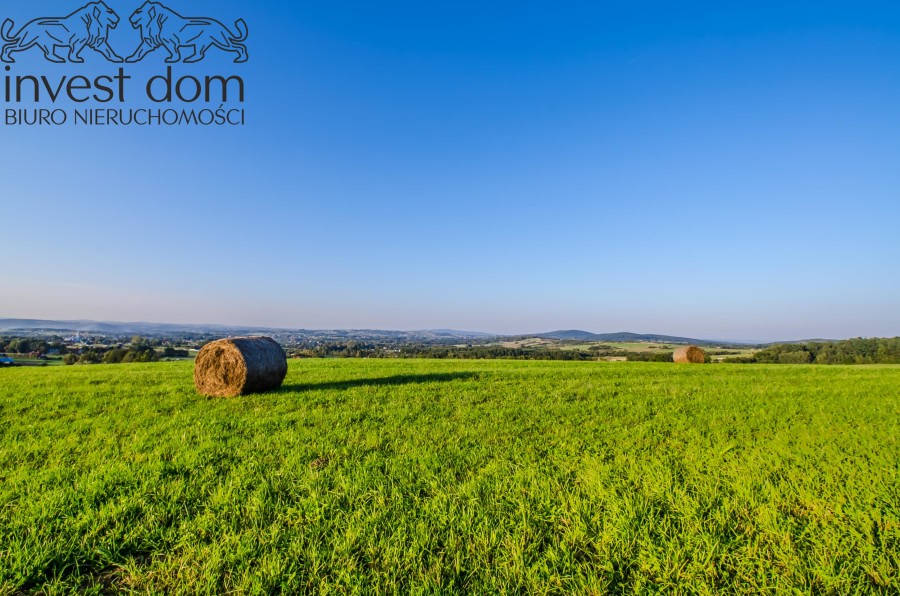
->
[[277, 372, 479, 393]]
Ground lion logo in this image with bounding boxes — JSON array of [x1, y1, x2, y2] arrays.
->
[[126, 2, 248, 64], [1, 2, 124, 63]]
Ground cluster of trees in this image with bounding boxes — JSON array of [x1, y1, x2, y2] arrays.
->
[[292, 342, 598, 360], [725, 338, 900, 365], [292, 342, 693, 362], [64, 345, 160, 365], [398, 346, 601, 360], [62, 337, 189, 366], [1, 338, 64, 356], [625, 351, 678, 362], [293, 342, 613, 360], [292, 340, 897, 364], [293, 341, 383, 358]]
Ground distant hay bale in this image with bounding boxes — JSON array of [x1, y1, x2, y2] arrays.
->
[[673, 346, 705, 364], [194, 336, 287, 397]]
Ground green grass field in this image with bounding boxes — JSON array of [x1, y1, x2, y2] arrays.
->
[[1, 360, 898, 594]]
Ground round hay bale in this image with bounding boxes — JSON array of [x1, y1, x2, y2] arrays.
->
[[673, 345, 705, 364], [194, 336, 287, 397]]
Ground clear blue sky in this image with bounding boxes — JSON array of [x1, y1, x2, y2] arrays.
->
[[2, 0, 899, 341]]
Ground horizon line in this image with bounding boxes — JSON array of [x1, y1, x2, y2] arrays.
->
[[0, 316, 885, 345]]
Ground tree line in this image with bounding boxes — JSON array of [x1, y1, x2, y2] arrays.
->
[[1, 338, 61, 355], [291, 342, 693, 362], [294, 338, 900, 365], [62, 338, 190, 365], [724, 338, 900, 365], [1, 335, 189, 365]]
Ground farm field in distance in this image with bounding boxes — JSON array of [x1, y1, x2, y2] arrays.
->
[[1, 360, 898, 593], [496, 340, 686, 351], [495, 338, 759, 361]]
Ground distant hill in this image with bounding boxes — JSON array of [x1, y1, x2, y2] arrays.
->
[[426, 329, 497, 338], [532, 330, 725, 345], [0, 319, 828, 346]]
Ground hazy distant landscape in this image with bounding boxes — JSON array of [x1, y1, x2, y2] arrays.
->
[[2, 318, 897, 367], [0, 317, 826, 345]]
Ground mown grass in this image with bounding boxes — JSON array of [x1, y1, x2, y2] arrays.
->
[[1, 360, 898, 594]]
